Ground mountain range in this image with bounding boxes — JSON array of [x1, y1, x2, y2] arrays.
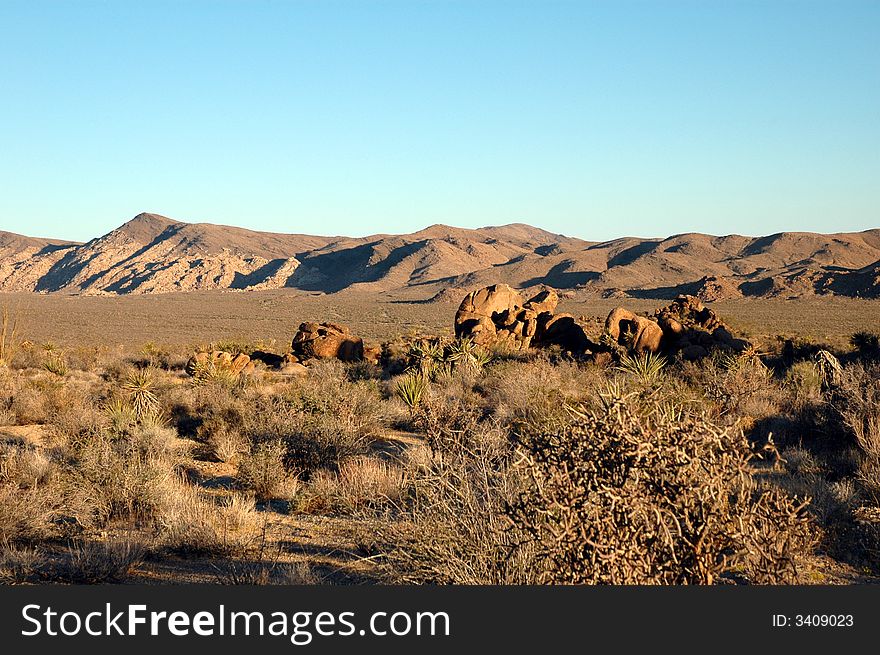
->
[[1, 213, 878, 300]]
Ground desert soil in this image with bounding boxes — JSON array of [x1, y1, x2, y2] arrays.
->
[[2, 290, 877, 353]]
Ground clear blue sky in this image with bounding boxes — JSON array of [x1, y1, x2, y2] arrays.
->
[[0, 0, 877, 242]]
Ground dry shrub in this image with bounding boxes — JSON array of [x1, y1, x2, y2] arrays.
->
[[0, 442, 54, 488], [784, 360, 824, 408], [236, 440, 299, 501], [413, 383, 483, 455], [65, 346, 101, 372], [66, 428, 177, 526], [0, 486, 53, 544], [482, 358, 602, 428], [244, 365, 384, 473], [159, 489, 263, 557], [208, 426, 248, 464], [0, 544, 42, 584], [62, 537, 146, 583], [213, 560, 321, 585], [835, 363, 880, 502], [679, 351, 780, 427], [179, 383, 250, 442], [365, 443, 533, 584], [309, 456, 407, 514], [507, 391, 818, 584]]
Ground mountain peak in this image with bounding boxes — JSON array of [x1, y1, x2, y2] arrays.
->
[[116, 213, 182, 243]]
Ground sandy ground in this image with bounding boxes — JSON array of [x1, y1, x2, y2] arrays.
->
[[2, 290, 877, 352]]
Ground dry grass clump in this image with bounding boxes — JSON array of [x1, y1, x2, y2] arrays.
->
[[208, 426, 248, 464], [61, 537, 146, 583], [236, 439, 299, 501], [212, 560, 322, 585], [507, 389, 818, 584], [784, 360, 824, 408], [835, 363, 880, 502], [245, 362, 384, 474], [679, 349, 780, 428], [481, 357, 603, 427], [0, 486, 55, 544], [0, 442, 54, 488], [0, 544, 43, 584], [159, 489, 264, 557], [309, 456, 407, 514], [363, 442, 533, 584], [62, 423, 182, 529]]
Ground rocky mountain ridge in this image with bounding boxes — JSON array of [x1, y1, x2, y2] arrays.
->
[[1, 213, 878, 299]]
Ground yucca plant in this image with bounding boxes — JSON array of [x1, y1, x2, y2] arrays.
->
[[445, 337, 492, 370], [121, 368, 162, 421], [396, 373, 429, 414], [406, 338, 445, 378], [190, 358, 240, 388], [42, 353, 68, 377], [105, 397, 138, 433], [617, 351, 667, 385]]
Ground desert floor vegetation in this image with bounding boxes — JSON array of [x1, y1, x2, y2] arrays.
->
[[0, 294, 879, 585]]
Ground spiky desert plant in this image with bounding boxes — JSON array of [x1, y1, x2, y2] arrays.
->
[[396, 373, 429, 414], [406, 338, 446, 378], [104, 397, 138, 433], [0, 306, 19, 368], [446, 337, 492, 369], [121, 368, 162, 422], [617, 351, 667, 385], [42, 353, 68, 377], [190, 358, 241, 388]]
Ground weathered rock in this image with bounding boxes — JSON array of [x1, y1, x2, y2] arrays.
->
[[589, 351, 614, 368], [658, 316, 684, 339], [185, 350, 253, 376], [650, 295, 750, 359], [250, 350, 287, 368], [604, 308, 663, 353], [537, 313, 593, 352], [281, 362, 309, 376], [454, 284, 560, 350], [523, 288, 559, 316], [291, 322, 364, 361], [363, 344, 382, 365]]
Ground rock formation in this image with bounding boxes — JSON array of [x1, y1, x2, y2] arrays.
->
[[185, 350, 254, 377], [453, 284, 603, 357], [454, 284, 560, 350], [291, 322, 365, 361], [604, 308, 664, 354], [601, 295, 750, 360]]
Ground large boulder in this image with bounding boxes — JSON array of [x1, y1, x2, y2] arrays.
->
[[185, 350, 253, 377], [653, 295, 750, 357], [535, 313, 593, 352], [523, 288, 559, 316], [604, 308, 664, 354], [291, 322, 364, 361], [454, 284, 558, 350]]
